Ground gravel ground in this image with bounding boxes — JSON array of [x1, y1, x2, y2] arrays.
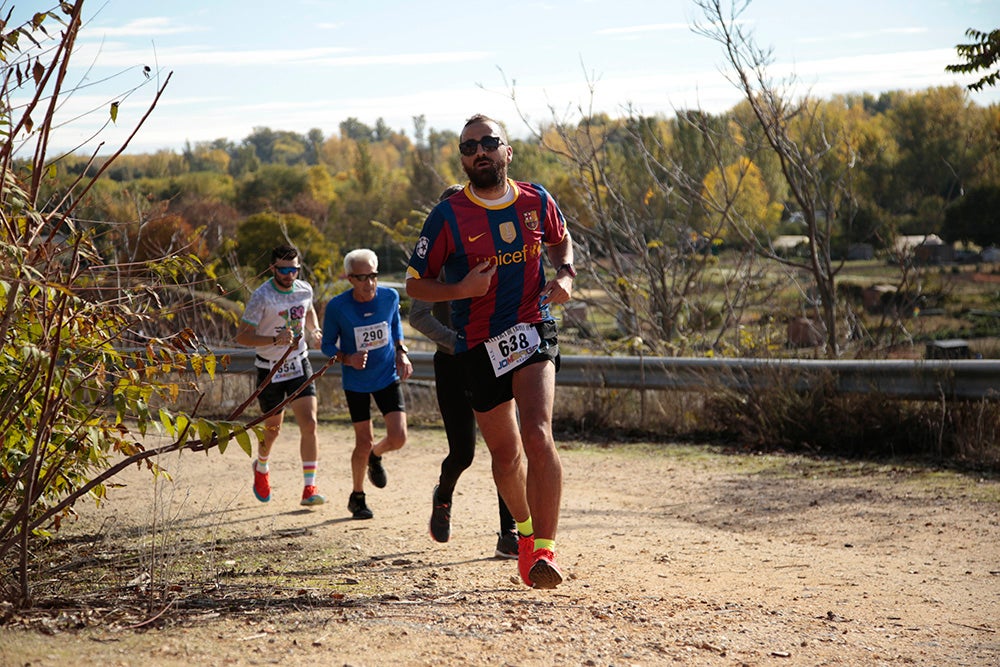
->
[[2, 421, 999, 666]]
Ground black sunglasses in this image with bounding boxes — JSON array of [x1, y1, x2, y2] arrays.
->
[[458, 136, 505, 156], [349, 272, 379, 281], [274, 266, 300, 275]]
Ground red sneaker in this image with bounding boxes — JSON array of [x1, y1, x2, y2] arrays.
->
[[517, 534, 535, 586], [528, 548, 563, 590], [252, 461, 270, 502], [300, 485, 326, 506]]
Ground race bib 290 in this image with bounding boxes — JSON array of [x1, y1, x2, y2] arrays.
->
[[354, 322, 389, 351]]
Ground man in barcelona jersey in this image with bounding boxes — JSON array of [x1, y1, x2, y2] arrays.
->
[[406, 114, 576, 589]]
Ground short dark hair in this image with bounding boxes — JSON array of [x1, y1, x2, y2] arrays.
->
[[438, 184, 463, 202], [271, 244, 299, 263], [462, 114, 506, 141]]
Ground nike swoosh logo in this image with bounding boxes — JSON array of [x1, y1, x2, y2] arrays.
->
[[467, 233, 487, 243]]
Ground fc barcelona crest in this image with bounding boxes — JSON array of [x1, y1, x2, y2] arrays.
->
[[499, 221, 517, 244], [522, 210, 539, 231]]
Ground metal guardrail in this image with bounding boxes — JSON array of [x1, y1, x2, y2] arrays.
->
[[213, 349, 999, 401]]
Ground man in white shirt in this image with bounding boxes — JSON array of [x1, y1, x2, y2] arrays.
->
[[236, 244, 325, 507]]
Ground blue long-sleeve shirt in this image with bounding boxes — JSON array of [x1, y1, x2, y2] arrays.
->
[[321, 286, 404, 393]]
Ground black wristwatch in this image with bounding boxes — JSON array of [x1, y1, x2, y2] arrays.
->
[[557, 263, 577, 278], [396, 342, 409, 354]]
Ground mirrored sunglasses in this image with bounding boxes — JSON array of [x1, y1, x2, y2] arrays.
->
[[458, 135, 504, 156], [274, 266, 300, 275]]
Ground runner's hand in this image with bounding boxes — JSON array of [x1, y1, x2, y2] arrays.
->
[[308, 329, 323, 349], [345, 350, 368, 369], [540, 273, 573, 306], [274, 327, 293, 346], [397, 351, 413, 381], [460, 261, 496, 297]]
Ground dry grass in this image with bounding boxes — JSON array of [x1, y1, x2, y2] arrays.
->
[[550, 368, 1000, 471]]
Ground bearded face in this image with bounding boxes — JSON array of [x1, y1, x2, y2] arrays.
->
[[463, 153, 506, 190], [459, 120, 511, 193]]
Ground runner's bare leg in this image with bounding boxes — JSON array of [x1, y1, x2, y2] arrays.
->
[[512, 360, 561, 540]]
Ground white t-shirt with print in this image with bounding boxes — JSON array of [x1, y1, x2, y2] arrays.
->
[[242, 278, 313, 368]]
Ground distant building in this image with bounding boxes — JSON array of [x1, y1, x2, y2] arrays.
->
[[892, 234, 953, 264], [772, 235, 810, 256], [981, 246, 1000, 263], [786, 316, 824, 347], [862, 284, 897, 314], [847, 243, 874, 260]]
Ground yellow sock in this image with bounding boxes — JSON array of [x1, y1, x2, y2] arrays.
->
[[534, 538, 555, 552], [516, 517, 533, 537]]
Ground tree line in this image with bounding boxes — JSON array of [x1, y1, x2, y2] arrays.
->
[[44, 85, 999, 286], [33, 80, 997, 359]]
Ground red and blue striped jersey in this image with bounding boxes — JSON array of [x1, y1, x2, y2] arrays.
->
[[406, 179, 568, 351]]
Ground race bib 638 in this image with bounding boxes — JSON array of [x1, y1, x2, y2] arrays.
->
[[484, 323, 541, 377]]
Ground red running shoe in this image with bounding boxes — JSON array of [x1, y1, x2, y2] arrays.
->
[[517, 534, 535, 586], [252, 461, 271, 502], [300, 485, 326, 506], [528, 548, 563, 590]]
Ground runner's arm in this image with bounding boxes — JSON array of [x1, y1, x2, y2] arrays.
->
[[541, 231, 575, 306], [236, 320, 271, 347], [406, 261, 495, 301], [304, 303, 323, 348], [409, 299, 457, 353]]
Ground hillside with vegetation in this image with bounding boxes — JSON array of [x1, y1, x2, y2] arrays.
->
[[47, 81, 1000, 359]]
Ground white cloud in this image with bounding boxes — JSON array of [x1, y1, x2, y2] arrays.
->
[[91, 17, 204, 37]]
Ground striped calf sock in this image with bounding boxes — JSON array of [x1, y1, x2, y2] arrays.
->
[[302, 461, 317, 487]]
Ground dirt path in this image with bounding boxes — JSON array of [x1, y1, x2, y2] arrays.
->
[[2, 422, 999, 666]]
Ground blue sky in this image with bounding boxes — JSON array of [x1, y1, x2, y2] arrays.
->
[[19, 0, 1000, 154]]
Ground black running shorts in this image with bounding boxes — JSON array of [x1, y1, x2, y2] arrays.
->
[[456, 320, 560, 413]]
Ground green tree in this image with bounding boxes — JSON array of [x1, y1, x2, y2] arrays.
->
[[887, 87, 978, 211], [236, 164, 309, 213], [943, 186, 1000, 246], [228, 143, 260, 178], [946, 28, 1000, 91], [374, 117, 394, 142], [170, 170, 237, 203], [339, 117, 374, 142], [184, 139, 233, 173], [239, 127, 309, 165], [305, 128, 325, 165], [235, 212, 336, 281], [271, 134, 308, 164]]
